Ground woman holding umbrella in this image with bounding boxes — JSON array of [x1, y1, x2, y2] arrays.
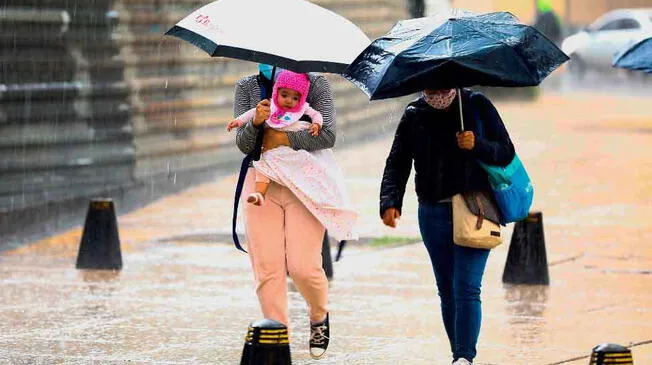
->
[[380, 88, 514, 365], [165, 0, 371, 358], [344, 10, 567, 363], [233, 64, 337, 359]]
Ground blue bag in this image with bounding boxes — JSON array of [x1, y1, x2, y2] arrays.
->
[[473, 107, 533, 224]]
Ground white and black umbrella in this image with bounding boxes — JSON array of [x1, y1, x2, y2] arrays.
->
[[166, 0, 370, 253], [165, 0, 370, 74]]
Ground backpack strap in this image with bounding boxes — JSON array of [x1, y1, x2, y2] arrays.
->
[[230, 75, 273, 252], [231, 155, 251, 253]]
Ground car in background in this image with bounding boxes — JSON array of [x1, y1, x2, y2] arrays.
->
[[561, 8, 652, 78]]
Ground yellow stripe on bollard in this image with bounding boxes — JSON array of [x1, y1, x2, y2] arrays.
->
[[241, 319, 292, 364], [259, 328, 288, 332], [90, 200, 112, 210], [258, 340, 290, 345], [589, 343, 633, 365]]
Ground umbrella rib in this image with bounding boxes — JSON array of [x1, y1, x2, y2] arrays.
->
[[457, 20, 514, 49], [375, 33, 441, 94], [454, 21, 538, 83]]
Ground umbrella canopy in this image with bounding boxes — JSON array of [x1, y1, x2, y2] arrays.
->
[[165, 0, 370, 74], [613, 37, 652, 74], [343, 11, 569, 100]]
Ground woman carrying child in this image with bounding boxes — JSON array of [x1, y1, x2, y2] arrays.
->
[[230, 66, 357, 359]]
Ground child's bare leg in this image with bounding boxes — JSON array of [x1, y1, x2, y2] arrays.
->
[[247, 170, 271, 206], [255, 181, 270, 197]]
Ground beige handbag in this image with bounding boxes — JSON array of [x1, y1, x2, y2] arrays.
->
[[452, 192, 502, 249]]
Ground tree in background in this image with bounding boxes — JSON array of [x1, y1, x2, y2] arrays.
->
[[533, 0, 563, 45]]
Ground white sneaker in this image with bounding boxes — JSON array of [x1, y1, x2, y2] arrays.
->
[[452, 359, 472, 365]]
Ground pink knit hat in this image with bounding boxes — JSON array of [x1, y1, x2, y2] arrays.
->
[[271, 71, 311, 119]]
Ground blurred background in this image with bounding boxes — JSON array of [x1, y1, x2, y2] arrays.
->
[[1, 2, 651, 364], [1, 0, 650, 247]]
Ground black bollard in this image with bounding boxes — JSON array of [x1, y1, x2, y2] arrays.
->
[[502, 212, 549, 285], [590, 343, 633, 365], [76, 199, 123, 270], [240, 319, 291, 365], [321, 232, 333, 280]]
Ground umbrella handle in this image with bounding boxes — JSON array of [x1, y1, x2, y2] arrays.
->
[[457, 88, 464, 131], [270, 66, 277, 96], [250, 66, 278, 161]]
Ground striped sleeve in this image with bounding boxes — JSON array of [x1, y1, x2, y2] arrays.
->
[[234, 77, 260, 155], [304, 106, 323, 126], [233, 78, 250, 117], [286, 74, 336, 151]]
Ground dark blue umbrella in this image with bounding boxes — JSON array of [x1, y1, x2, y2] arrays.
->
[[343, 11, 569, 100], [613, 37, 652, 74]]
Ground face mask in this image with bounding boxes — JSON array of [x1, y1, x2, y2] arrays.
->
[[423, 89, 457, 110], [258, 64, 284, 81]]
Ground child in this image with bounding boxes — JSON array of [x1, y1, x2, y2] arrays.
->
[[228, 70, 357, 241], [228, 71, 323, 205]]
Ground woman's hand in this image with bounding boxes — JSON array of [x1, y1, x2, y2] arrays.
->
[[456, 131, 475, 150], [262, 128, 291, 152], [253, 99, 271, 126], [382, 208, 401, 228]]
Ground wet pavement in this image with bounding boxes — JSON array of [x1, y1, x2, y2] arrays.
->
[[1, 91, 651, 364]]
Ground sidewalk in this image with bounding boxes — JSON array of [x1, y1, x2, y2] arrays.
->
[[1, 91, 651, 364]]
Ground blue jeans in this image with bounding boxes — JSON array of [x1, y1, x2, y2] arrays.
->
[[418, 203, 490, 362]]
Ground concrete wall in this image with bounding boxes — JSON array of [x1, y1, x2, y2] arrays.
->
[[0, 0, 409, 246]]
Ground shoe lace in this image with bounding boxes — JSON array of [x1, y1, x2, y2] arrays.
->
[[310, 324, 329, 345]]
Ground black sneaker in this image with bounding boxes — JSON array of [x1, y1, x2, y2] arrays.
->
[[309, 313, 330, 359]]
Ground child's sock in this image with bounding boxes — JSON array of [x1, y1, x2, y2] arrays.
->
[[247, 192, 265, 206]]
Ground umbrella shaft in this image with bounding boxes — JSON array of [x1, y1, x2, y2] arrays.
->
[[270, 66, 277, 99], [458, 89, 464, 131]]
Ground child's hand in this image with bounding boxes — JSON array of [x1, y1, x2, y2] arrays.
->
[[309, 123, 321, 137], [227, 120, 242, 132]]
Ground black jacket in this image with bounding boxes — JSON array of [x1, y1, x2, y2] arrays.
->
[[379, 89, 515, 217]]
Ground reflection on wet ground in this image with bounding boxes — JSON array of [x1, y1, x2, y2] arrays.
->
[[1, 91, 652, 364]]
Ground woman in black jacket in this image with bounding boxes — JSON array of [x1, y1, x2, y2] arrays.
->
[[380, 88, 515, 365]]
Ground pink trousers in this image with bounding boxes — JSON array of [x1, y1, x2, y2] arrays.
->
[[243, 168, 328, 326]]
